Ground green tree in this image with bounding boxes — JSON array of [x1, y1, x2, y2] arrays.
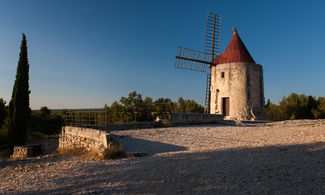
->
[[265, 99, 271, 108], [103, 93, 205, 123], [177, 97, 186, 112], [30, 108, 63, 135], [317, 97, 325, 118], [265, 102, 287, 121], [104, 104, 109, 111], [306, 95, 318, 119], [120, 91, 153, 122], [108, 101, 124, 123], [185, 99, 204, 113], [285, 93, 300, 119], [7, 33, 31, 147], [283, 93, 318, 119], [144, 96, 154, 121], [265, 93, 325, 121], [165, 98, 177, 112], [120, 91, 141, 122], [40, 106, 51, 118], [0, 98, 7, 128]]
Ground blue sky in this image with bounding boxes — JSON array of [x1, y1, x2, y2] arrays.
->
[[0, 0, 324, 109]]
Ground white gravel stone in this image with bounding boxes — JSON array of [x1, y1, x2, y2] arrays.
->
[[0, 119, 325, 194]]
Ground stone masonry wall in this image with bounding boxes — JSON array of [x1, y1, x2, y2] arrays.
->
[[210, 62, 265, 120], [59, 126, 111, 155], [12, 144, 42, 159], [248, 64, 265, 119]]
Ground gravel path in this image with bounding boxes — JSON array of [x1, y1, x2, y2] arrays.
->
[[1, 119, 325, 194]]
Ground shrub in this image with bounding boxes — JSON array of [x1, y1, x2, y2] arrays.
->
[[266, 94, 325, 121], [0, 128, 8, 146], [104, 140, 123, 159], [30, 109, 64, 135]]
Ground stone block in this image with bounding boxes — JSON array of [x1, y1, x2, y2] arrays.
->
[[12, 144, 42, 159], [59, 126, 114, 157]]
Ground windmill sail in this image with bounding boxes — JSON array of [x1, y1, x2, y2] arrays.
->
[[175, 47, 213, 72], [173, 12, 222, 114], [204, 73, 211, 113], [204, 12, 221, 113], [204, 12, 221, 60]]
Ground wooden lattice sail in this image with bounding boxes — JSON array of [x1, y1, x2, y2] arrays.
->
[[174, 12, 221, 113]]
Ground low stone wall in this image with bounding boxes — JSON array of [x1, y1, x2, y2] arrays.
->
[[59, 126, 111, 155], [164, 112, 224, 125], [12, 144, 42, 159]]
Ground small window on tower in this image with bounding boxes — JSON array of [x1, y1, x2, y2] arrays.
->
[[221, 72, 225, 78]]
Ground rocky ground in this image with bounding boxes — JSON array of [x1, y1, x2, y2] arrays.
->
[[0, 119, 325, 194]]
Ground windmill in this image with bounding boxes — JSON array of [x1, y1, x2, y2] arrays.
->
[[174, 12, 221, 113]]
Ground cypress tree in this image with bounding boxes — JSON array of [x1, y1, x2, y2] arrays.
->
[[7, 33, 31, 147]]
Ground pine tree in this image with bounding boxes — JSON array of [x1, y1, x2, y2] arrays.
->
[[0, 98, 7, 128], [7, 33, 31, 147]]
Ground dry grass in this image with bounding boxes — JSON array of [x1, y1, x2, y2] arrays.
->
[[57, 140, 124, 160], [104, 140, 124, 159], [57, 147, 103, 160]]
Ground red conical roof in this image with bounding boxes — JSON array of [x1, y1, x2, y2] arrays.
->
[[214, 28, 255, 64]]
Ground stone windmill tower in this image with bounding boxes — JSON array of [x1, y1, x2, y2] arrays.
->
[[174, 12, 265, 121], [210, 28, 265, 120]]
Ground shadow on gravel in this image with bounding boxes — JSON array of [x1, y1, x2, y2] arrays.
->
[[0, 137, 61, 169], [8, 142, 325, 194], [114, 135, 188, 156], [0, 155, 64, 169]]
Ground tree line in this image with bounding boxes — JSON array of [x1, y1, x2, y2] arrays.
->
[[0, 90, 204, 146], [64, 91, 204, 125], [265, 93, 325, 121], [102, 91, 204, 123]]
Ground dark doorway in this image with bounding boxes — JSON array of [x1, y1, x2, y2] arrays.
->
[[222, 97, 230, 116]]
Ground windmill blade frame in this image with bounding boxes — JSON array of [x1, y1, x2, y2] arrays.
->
[[173, 12, 222, 114], [204, 12, 221, 113], [204, 12, 221, 61], [175, 47, 214, 73]]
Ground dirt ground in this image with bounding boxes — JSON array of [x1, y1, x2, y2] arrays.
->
[[0, 119, 324, 194]]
